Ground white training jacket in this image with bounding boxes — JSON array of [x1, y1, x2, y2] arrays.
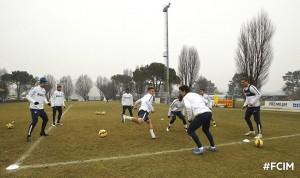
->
[[122, 93, 133, 106], [183, 92, 211, 121], [26, 85, 49, 110], [50, 90, 65, 107], [168, 99, 185, 116], [135, 93, 154, 113], [243, 84, 262, 107]]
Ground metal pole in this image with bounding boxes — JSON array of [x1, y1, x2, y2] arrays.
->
[[163, 3, 170, 103], [166, 10, 169, 103]]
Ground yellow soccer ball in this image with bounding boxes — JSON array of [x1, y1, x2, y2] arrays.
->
[[254, 138, 263, 148], [98, 129, 108, 138]]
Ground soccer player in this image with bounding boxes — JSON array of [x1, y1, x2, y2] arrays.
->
[[50, 84, 66, 126], [179, 85, 216, 155], [26, 77, 51, 142], [166, 95, 187, 132], [121, 88, 133, 117], [121, 86, 156, 139], [199, 89, 216, 127], [241, 77, 262, 139]]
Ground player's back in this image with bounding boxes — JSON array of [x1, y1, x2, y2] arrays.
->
[[184, 92, 211, 115]]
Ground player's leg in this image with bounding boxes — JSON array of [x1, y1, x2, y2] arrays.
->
[[27, 109, 39, 141], [128, 106, 133, 117], [52, 107, 57, 126], [146, 119, 156, 139], [121, 110, 145, 125], [166, 112, 176, 131], [39, 110, 49, 136], [201, 112, 216, 151], [187, 115, 205, 155], [244, 107, 255, 136], [56, 106, 63, 125], [177, 111, 188, 131], [122, 106, 126, 115], [253, 107, 262, 139]]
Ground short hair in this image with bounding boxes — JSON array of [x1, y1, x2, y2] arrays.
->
[[125, 88, 129, 92], [147, 86, 155, 91], [179, 85, 190, 93], [240, 74, 250, 81], [57, 84, 62, 88]]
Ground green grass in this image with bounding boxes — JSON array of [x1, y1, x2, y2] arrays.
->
[[0, 101, 299, 178]]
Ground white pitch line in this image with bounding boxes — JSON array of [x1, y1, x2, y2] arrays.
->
[[14, 133, 300, 171], [12, 105, 73, 166]]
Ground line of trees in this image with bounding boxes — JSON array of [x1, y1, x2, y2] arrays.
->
[[0, 69, 75, 102]]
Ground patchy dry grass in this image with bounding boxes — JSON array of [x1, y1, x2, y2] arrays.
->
[[0, 101, 299, 177]]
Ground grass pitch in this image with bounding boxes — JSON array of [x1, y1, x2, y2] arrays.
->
[[0, 101, 299, 178]]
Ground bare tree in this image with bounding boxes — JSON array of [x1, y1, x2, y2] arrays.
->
[[235, 10, 275, 89], [75, 74, 93, 101], [96, 76, 106, 99], [45, 74, 57, 100], [96, 76, 117, 100], [60, 76, 74, 101], [178, 46, 200, 88], [0, 68, 7, 76], [0, 68, 9, 101]]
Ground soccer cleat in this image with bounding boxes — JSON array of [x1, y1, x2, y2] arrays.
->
[[244, 131, 255, 136], [212, 121, 217, 127], [254, 134, 262, 139], [26, 136, 31, 142], [51, 123, 56, 127], [192, 147, 205, 155], [166, 127, 170, 132], [56, 123, 63, 126], [207, 146, 217, 152]]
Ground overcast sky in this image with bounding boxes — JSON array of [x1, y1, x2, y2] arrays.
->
[[0, 0, 299, 93]]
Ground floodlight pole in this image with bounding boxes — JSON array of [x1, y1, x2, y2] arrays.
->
[[163, 3, 171, 103]]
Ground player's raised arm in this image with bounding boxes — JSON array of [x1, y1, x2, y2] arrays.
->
[[249, 85, 262, 105], [145, 96, 154, 112]]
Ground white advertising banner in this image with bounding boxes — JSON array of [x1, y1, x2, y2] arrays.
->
[[264, 101, 300, 110]]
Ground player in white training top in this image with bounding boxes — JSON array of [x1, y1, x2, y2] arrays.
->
[[50, 84, 66, 126], [121, 86, 156, 139]]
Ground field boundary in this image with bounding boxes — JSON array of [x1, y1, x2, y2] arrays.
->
[[7, 105, 73, 170], [9, 133, 300, 171]]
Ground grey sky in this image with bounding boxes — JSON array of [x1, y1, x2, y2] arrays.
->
[[0, 0, 299, 93]]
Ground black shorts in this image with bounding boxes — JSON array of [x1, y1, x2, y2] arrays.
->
[[138, 110, 150, 122]]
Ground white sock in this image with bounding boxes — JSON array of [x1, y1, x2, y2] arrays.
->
[[184, 124, 187, 129], [149, 129, 156, 138], [199, 146, 204, 150], [124, 115, 133, 120]]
